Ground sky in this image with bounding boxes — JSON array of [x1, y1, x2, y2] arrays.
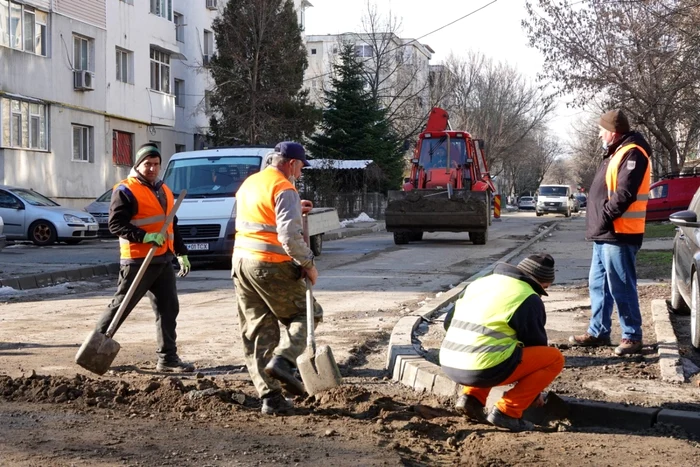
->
[[304, 0, 589, 145]]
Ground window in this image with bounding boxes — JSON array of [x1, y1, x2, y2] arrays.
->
[[310, 48, 316, 55], [355, 44, 373, 57], [72, 125, 93, 162], [650, 184, 668, 200], [0, 1, 47, 55], [150, 48, 170, 93], [116, 48, 132, 83], [174, 79, 184, 107], [73, 35, 93, 71], [174, 12, 184, 42], [204, 90, 212, 114], [150, 0, 172, 21], [175, 144, 185, 154], [0, 97, 47, 150], [112, 131, 133, 166], [203, 29, 213, 56]]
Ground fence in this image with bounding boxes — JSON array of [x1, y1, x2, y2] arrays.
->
[[307, 192, 386, 220]]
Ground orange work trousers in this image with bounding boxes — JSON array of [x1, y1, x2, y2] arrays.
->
[[463, 346, 564, 419]]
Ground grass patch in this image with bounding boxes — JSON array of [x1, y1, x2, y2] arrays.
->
[[645, 223, 676, 238], [636, 250, 672, 280]]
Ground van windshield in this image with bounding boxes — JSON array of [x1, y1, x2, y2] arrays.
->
[[162, 156, 263, 198], [539, 186, 569, 196]]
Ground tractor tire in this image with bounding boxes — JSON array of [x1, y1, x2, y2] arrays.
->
[[310, 234, 323, 256], [393, 232, 410, 245], [470, 231, 487, 245]]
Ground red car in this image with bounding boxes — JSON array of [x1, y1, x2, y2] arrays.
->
[[646, 174, 700, 222]]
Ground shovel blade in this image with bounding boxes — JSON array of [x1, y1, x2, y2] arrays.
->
[[74, 330, 121, 375], [296, 345, 342, 396]]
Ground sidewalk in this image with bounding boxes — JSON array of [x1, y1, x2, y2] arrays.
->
[[0, 222, 386, 292], [386, 219, 700, 436]]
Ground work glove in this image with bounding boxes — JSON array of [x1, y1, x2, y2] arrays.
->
[[177, 255, 191, 277], [143, 233, 165, 246]]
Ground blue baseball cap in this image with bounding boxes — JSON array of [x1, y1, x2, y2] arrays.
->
[[275, 141, 310, 167]]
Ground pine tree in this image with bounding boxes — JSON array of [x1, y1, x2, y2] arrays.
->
[[307, 44, 404, 192], [208, 0, 319, 146]]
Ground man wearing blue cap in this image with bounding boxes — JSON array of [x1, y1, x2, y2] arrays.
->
[[232, 141, 323, 415]]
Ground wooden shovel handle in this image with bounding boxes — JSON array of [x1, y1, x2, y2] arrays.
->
[[105, 190, 187, 338]]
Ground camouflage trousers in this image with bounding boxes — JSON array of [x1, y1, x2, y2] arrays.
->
[[232, 257, 323, 398]]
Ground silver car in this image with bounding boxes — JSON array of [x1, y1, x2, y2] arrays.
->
[[0, 185, 99, 246], [0, 215, 6, 250], [84, 188, 114, 237]]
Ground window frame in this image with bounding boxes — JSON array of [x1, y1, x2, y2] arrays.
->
[[0, 1, 48, 55], [112, 130, 134, 166], [73, 34, 93, 72], [116, 47, 131, 83], [150, 0, 172, 21], [72, 124, 93, 163], [174, 79, 184, 107], [1, 97, 48, 150], [174, 12, 184, 43], [150, 48, 171, 93]]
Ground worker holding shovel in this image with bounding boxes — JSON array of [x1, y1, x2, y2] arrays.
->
[[232, 141, 323, 415], [89, 143, 194, 373], [440, 253, 565, 432]]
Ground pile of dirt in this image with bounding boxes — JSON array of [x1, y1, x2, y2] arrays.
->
[[0, 371, 252, 414]]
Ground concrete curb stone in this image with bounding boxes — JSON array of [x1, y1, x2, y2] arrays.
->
[[385, 221, 700, 437]]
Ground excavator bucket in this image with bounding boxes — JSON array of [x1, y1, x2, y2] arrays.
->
[[385, 189, 490, 245]]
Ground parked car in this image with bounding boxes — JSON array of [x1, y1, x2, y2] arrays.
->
[[0, 215, 6, 250], [518, 196, 536, 211], [575, 194, 587, 210], [571, 195, 580, 213], [0, 185, 98, 246], [668, 189, 700, 350], [84, 188, 114, 237], [647, 173, 700, 222]]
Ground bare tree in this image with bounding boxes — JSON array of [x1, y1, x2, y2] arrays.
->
[[523, 0, 700, 175]]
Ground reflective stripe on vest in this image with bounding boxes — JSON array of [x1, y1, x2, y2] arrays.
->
[[233, 167, 296, 263], [117, 178, 175, 260], [439, 274, 536, 371], [604, 143, 651, 234]]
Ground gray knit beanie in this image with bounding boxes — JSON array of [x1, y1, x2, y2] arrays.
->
[[517, 253, 555, 284]]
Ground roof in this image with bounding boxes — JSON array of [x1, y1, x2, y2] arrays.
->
[[305, 159, 374, 170]]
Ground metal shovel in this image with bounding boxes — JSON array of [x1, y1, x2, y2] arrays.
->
[[75, 190, 186, 375], [296, 215, 342, 396]]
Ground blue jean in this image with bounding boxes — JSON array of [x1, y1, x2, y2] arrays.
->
[[587, 242, 642, 341]]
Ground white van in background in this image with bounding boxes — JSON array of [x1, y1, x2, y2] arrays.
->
[[535, 184, 575, 217], [162, 147, 339, 263]]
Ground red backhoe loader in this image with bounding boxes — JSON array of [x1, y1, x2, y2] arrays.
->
[[385, 107, 496, 245]]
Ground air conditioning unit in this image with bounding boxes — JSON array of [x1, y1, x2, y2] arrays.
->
[[203, 54, 210, 66], [206, 0, 217, 10], [74, 70, 95, 91]]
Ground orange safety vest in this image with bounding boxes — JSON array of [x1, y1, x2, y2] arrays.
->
[[234, 167, 296, 263], [117, 177, 175, 259], [604, 143, 651, 235]]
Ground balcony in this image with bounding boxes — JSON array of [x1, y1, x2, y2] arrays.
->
[[147, 89, 176, 127]]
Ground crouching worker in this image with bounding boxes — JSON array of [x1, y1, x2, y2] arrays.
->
[[440, 253, 564, 432]]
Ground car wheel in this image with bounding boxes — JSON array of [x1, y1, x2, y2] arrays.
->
[[28, 220, 57, 246], [670, 256, 690, 314], [310, 234, 323, 256], [691, 272, 700, 350], [64, 239, 83, 245]]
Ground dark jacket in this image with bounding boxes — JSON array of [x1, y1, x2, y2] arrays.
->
[[108, 173, 188, 265], [442, 262, 549, 387], [586, 131, 651, 246]]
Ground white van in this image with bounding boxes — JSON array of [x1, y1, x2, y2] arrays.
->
[[162, 147, 339, 262], [535, 184, 574, 217]]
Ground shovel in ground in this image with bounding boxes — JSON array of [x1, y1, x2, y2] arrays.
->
[[74, 190, 187, 375], [296, 215, 342, 396]]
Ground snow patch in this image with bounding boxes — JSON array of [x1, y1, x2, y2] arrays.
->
[[339, 212, 376, 227]]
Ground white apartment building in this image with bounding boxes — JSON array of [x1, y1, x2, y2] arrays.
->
[[0, 0, 311, 208], [304, 33, 434, 113]]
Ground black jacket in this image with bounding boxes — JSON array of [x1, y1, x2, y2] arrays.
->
[[108, 173, 188, 265], [442, 263, 549, 387], [586, 131, 651, 246]]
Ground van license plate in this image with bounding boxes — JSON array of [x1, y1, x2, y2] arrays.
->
[[186, 243, 209, 251]]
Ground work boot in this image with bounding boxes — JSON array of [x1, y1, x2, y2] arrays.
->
[[568, 332, 611, 347], [614, 339, 643, 356], [261, 392, 294, 415], [156, 357, 195, 373], [486, 407, 535, 432], [264, 356, 305, 396], [455, 394, 487, 423]]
